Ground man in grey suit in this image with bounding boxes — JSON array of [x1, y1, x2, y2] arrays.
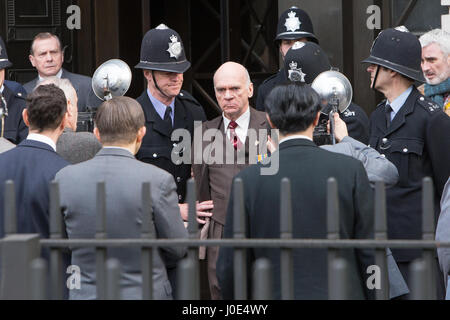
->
[[23, 32, 101, 112], [37, 77, 101, 164], [55, 96, 188, 299]]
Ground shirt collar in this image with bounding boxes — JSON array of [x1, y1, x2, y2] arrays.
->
[[280, 134, 313, 144], [27, 133, 57, 152], [103, 146, 134, 154], [387, 86, 413, 115], [38, 69, 63, 82], [147, 89, 175, 122], [0, 85, 4, 94], [222, 106, 250, 131]]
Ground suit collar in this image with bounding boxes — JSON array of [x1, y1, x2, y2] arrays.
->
[[18, 139, 57, 153], [96, 147, 135, 159], [377, 87, 419, 135], [279, 138, 317, 150], [139, 91, 188, 138]]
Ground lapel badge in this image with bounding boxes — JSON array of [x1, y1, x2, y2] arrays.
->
[[288, 61, 306, 82], [284, 11, 301, 32], [167, 35, 182, 59]]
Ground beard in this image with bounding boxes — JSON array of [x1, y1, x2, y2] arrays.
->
[[424, 68, 450, 85]]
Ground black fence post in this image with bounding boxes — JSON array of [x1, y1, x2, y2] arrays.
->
[[49, 181, 64, 300], [410, 259, 428, 300], [4, 180, 16, 236], [374, 181, 389, 300], [233, 178, 247, 300], [186, 179, 199, 299], [141, 182, 154, 300], [106, 258, 121, 300], [327, 178, 340, 299], [96, 181, 107, 300], [280, 178, 293, 300], [329, 257, 349, 300], [30, 258, 48, 300], [1, 234, 41, 299], [252, 258, 272, 300], [422, 177, 436, 300], [177, 257, 197, 300]]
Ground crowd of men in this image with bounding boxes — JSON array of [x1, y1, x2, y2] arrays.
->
[[0, 6, 449, 300]]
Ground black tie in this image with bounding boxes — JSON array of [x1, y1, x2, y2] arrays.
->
[[164, 106, 173, 128], [385, 104, 392, 128]]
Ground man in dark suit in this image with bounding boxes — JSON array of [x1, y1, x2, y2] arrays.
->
[[0, 83, 69, 239], [0, 36, 28, 144], [364, 28, 450, 298], [192, 62, 269, 299], [217, 83, 375, 299], [55, 97, 187, 299], [23, 32, 101, 111]]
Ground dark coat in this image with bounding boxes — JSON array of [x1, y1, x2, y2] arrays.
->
[[369, 87, 450, 262], [136, 90, 206, 203], [255, 71, 370, 144], [217, 138, 375, 300], [1, 80, 28, 144], [23, 69, 102, 111], [0, 140, 69, 238]]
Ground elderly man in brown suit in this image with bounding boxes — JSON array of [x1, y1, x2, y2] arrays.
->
[[192, 62, 269, 299]]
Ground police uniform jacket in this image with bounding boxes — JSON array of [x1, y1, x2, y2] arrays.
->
[[136, 90, 206, 203], [256, 71, 370, 144], [369, 87, 450, 262], [1, 80, 28, 144]]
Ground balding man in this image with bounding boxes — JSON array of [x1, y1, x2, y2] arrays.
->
[[37, 77, 101, 164], [192, 62, 269, 299]]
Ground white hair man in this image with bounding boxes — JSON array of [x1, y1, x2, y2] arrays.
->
[[37, 77, 102, 163], [419, 29, 450, 116]]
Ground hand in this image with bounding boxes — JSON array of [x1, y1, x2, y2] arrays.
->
[[327, 112, 348, 143], [266, 135, 278, 153], [179, 200, 214, 225]]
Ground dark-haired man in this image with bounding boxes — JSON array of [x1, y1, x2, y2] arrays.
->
[[217, 83, 375, 299], [0, 84, 69, 239], [55, 96, 188, 299]]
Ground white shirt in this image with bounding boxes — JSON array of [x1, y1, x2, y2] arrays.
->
[[27, 133, 57, 152], [280, 134, 313, 144], [0, 85, 4, 94], [223, 106, 250, 143], [38, 69, 63, 82]]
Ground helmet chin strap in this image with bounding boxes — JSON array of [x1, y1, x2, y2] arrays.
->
[[152, 70, 171, 99], [371, 65, 380, 90]]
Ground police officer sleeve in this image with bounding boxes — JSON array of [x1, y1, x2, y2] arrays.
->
[[426, 112, 450, 197]]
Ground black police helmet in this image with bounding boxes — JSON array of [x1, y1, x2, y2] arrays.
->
[[135, 24, 191, 73], [362, 27, 425, 82], [0, 36, 13, 70], [284, 41, 330, 84], [275, 6, 318, 44]]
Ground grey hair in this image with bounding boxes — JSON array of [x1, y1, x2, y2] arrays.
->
[[36, 77, 76, 110], [419, 29, 450, 57]]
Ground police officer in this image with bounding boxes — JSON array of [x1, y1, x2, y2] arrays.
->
[[284, 41, 370, 144], [363, 27, 450, 298], [0, 36, 28, 146], [134, 23, 209, 294], [256, 6, 317, 112]]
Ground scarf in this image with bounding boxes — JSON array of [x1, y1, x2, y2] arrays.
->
[[424, 78, 450, 107]]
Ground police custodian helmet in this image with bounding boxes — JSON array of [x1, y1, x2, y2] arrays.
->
[[284, 41, 330, 84], [275, 6, 318, 44], [135, 24, 191, 74], [362, 27, 425, 82], [0, 36, 13, 70]]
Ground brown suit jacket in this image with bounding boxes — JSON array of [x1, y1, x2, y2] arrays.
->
[[192, 107, 268, 225]]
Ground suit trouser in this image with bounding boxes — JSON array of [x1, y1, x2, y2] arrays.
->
[[396, 258, 445, 300], [207, 219, 223, 300]]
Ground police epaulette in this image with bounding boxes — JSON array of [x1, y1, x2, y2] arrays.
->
[[178, 90, 201, 106], [261, 73, 277, 85], [416, 95, 440, 113]]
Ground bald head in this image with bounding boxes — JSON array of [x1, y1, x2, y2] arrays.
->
[[213, 62, 253, 121]]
